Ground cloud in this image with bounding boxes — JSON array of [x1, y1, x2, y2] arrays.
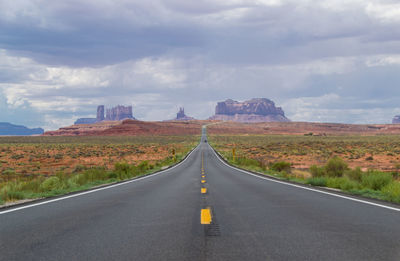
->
[[366, 2, 400, 24], [1, 0, 400, 129]]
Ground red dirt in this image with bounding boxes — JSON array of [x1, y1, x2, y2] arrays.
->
[[44, 119, 203, 136], [207, 121, 400, 136], [44, 120, 400, 137]]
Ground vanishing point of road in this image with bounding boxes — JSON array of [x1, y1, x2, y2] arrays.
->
[[1, 129, 400, 260]]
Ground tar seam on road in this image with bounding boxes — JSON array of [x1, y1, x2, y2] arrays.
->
[[210, 144, 400, 213], [0, 144, 200, 215]]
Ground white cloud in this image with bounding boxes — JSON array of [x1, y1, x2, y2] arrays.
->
[[366, 55, 400, 67], [0, 50, 190, 129], [366, 2, 400, 23]]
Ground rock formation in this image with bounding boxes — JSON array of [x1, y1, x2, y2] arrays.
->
[[209, 98, 290, 123], [393, 115, 400, 124], [97, 105, 105, 121], [105, 105, 134, 121], [0, 122, 44, 136], [44, 120, 201, 136], [74, 118, 98, 125], [175, 107, 195, 121], [74, 105, 135, 125]]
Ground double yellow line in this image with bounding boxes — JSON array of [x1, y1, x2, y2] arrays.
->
[[201, 151, 207, 187], [200, 151, 212, 224]]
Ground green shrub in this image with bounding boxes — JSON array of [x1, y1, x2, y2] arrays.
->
[[326, 177, 346, 189], [306, 177, 327, 186], [2, 169, 15, 176], [83, 168, 108, 182], [325, 156, 348, 177], [382, 182, 400, 203], [270, 161, 291, 173], [67, 177, 79, 188], [235, 157, 261, 168], [0, 184, 24, 201], [326, 177, 359, 191], [114, 162, 132, 179], [137, 161, 149, 172], [68, 174, 86, 186], [40, 177, 62, 192], [310, 165, 326, 178], [345, 167, 363, 182], [108, 172, 118, 179], [361, 171, 392, 191], [6, 190, 25, 200], [340, 179, 359, 191], [20, 179, 42, 193]]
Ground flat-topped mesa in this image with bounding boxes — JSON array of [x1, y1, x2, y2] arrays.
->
[[74, 118, 98, 125], [210, 98, 290, 123], [393, 115, 400, 124], [105, 105, 134, 121], [74, 105, 135, 125]]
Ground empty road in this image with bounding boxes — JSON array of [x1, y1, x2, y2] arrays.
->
[[1, 130, 400, 260]]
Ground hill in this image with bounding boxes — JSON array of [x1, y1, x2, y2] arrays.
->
[[44, 119, 202, 136], [0, 122, 44, 136]]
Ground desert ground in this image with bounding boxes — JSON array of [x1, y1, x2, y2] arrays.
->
[[207, 121, 400, 173]]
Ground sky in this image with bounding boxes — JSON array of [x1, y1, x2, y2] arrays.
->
[[1, 0, 400, 130]]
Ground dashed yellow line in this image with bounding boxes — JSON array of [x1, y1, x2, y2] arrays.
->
[[201, 188, 207, 194], [201, 180, 206, 184], [201, 208, 212, 224], [202, 175, 205, 178]]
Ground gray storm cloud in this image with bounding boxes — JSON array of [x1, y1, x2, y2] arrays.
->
[[0, 0, 400, 130]]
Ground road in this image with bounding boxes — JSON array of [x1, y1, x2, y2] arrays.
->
[[1, 130, 400, 260]]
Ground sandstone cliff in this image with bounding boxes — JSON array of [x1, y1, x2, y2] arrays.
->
[[105, 105, 134, 121], [209, 98, 290, 122], [75, 105, 135, 125], [44, 120, 201, 136]]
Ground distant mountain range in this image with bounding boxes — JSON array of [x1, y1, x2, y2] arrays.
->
[[0, 122, 44, 136]]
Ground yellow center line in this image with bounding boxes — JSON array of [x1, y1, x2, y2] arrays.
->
[[202, 175, 205, 178], [201, 208, 212, 224], [201, 180, 206, 183], [201, 188, 207, 194]]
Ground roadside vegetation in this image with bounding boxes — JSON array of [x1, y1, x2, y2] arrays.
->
[[209, 135, 400, 204], [0, 135, 198, 205], [210, 134, 400, 172]]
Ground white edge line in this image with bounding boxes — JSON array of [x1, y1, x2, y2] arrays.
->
[[210, 145, 400, 212], [0, 144, 200, 215]]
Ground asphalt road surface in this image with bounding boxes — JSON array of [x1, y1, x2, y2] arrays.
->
[[1, 130, 400, 260]]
